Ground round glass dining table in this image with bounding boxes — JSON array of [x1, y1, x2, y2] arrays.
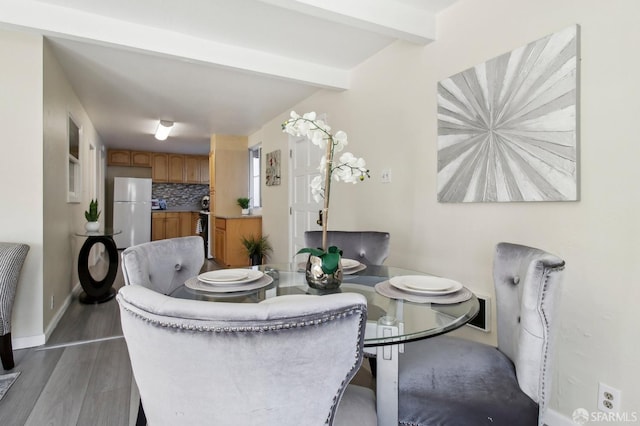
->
[[170, 262, 479, 426], [170, 263, 480, 346]]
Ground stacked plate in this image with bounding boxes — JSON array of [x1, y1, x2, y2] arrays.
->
[[185, 269, 273, 293], [375, 275, 471, 304], [341, 258, 366, 275]]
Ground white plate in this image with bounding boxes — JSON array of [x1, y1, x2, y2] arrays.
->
[[389, 276, 462, 295], [186, 274, 273, 293], [198, 269, 249, 282], [197, 269, 263, 285], [341, 258, 360, 269]]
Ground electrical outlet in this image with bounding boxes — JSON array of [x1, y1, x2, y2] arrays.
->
[[381, 169, 392, 183], [598, 382, 621, 412]]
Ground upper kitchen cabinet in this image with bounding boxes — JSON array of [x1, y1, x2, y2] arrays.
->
[[108, 149, 210, 184], [152, 153, 169, 182], [168, 154, 185, 183], [107, 150, 131, 166], [108, 149, 152, 167], [131, 151, 152, 167]]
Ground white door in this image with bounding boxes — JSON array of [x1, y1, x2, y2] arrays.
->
[[289, 135, 323, 258]]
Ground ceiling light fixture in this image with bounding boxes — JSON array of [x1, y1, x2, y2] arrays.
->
[[154, 120, 174, 141]]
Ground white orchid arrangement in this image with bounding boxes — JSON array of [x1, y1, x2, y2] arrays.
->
[[282, 111, 369, 268]]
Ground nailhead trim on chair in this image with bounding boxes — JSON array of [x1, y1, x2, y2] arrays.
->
[[538, 262, 565, 417]]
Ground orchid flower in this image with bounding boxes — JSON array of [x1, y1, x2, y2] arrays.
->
[[282, 111, 370, 260]]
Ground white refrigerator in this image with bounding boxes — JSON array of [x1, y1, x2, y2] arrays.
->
[[113, 177, 152, 249]]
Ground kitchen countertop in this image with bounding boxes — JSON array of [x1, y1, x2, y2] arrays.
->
[[215, 214, 262, 219]]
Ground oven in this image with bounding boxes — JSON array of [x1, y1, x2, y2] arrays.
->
[[198, 211, 213, 259]]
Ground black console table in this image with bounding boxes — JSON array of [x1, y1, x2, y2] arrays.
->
[[75, 229, 121, 304]]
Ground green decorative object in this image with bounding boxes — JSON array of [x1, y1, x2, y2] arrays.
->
[[241, 235, 272, 266], [84, 199, 101, 222]]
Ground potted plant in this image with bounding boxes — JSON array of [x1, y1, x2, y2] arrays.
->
[[237, 197, 251, 215], [241, 234, 272, 266], [84, 199, 101, 232], [282, 111, 370, 289]]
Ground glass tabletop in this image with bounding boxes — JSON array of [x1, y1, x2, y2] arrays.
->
[[74, 228, 122, 237], [170, 263, 480, 347]]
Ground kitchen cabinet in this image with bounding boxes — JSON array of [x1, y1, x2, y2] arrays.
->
[[184, 156, 199, 183], [179, 211, 198, 236], [199, 156, 210, 184], [152, 153, 169, 182], [131, 151, 152, 167], [214, 216, 262, 267], [168, 154, 185, 183], [151, 212, 180, 240], [107, 150, 131, 166], [153, 211, 199, 241], [108, 149, 152, 167]]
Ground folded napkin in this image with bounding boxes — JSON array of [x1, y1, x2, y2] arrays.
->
[[375, 281, 472, 304]]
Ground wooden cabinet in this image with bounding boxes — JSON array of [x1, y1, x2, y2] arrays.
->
[[131, 151, 152, 167], [151, 212, 180, 240], [152, 153, 169, 182], [153, 211, 199, 241], [179, 212, 197, 236], [109, 149, 209, 184], [168, 154, 185, 183], [107, 150, 131, 166], [199, 156, 210, 184], [184, 156, 200, 183], [108, 149, 152, 167], [214, 216, 262, 267]]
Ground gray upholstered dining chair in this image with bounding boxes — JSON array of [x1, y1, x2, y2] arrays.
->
[[121, 236, 204, 295], [398, 242, 565, 426], [0, 242, 30, 370], [117, 285, 377, 426], [304, 231, 390, 266]]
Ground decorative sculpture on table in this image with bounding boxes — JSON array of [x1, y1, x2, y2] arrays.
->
[[282, 111, 370, 289]]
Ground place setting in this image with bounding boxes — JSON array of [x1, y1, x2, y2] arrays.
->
[[185, 268, 274, 294], [375, 275, 472, 304]]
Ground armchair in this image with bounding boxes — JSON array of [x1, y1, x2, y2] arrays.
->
[[398, 242, 565, 426], [304, 231, 390, 266], [117, 285, 377, 425], [0, 242, 30, 370]]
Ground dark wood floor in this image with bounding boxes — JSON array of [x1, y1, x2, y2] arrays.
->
[[0, 255, 373, 425]]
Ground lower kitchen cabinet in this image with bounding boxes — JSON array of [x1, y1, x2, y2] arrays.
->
[[214, 216, 262, 267], [152, 212, 195, 241]]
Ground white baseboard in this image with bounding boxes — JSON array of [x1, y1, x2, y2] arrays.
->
[[43, 285, 76, 342], [544, 408, 574, 426], [12, 333, 46, 350]]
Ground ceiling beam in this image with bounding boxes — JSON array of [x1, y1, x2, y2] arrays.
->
[[0, 0, 350, 90], [257, 0, 436, 44]]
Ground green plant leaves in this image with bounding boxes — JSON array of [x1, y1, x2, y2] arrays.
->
[[298, 245, 343, 274]]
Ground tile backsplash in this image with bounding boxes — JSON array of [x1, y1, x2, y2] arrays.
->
[[152, 183, 208, 209]]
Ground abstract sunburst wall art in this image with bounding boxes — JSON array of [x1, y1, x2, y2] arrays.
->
[[437, 25, 578, 202]]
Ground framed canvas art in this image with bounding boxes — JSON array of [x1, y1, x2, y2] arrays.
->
[[266, 150, 281, 186], [437, 25, 579, 202]]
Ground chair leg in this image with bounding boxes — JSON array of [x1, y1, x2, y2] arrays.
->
[[368, 357, 377, 378], [1, 332, 15, 370], [136, 399, 147, 426]]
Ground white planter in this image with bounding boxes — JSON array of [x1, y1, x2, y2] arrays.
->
[[85, 221, 100, 232], [241, 208, 249, 215]]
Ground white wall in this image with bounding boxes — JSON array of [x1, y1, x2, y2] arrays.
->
[[43, 39, 105, 330], [254, 0, 640, 420], [0, 29, 44, 343], [0, 29, 105, 346]]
